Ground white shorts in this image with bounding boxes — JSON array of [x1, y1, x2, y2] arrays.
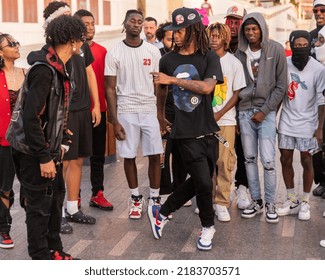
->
[[117, 113, 163, 158]]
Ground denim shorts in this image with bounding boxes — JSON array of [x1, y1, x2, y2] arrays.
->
[[278, 133, 317, 152]]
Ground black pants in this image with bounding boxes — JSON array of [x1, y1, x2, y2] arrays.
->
[[90, 112, 107, 196], [161, 136, 218, 227], [12, 149, 65, 260], [159, 136, 187, 195], [0, 146, 15, 233], [234, 133, 248, 188]]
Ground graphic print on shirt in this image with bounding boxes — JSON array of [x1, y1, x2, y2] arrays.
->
[[212, 76, 228, 107], [172, 64, 202, 112], [287, 73, 308, 101]]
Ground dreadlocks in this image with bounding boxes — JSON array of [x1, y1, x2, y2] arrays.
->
[[121, 9, 143, 33], [173, 21, 209, 55], [206, 22, 231, 50]]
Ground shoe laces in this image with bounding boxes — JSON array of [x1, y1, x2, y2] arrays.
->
[[266, 203, 276, 214], [200, 227, 215, 241], [300, 201, 310, 212], [129, 195, 145, 211], [93, 191, 109, 204]]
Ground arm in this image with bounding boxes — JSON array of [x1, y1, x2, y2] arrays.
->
[[86, 64, 101, 127], [24, 66, 56, 178], [315, 104, 325, 145], [156, 85, 172, 135], [214, 89, 240, 122], [105, 75, 125, 140], [152, 71, 217, 95], [260, 45, 288, 117]]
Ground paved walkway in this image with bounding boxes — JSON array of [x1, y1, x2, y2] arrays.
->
[[1, 148, 325, 260], [2, 30, 325, 261]]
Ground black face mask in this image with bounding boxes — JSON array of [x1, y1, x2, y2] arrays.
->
[[291, 47, 310, 71]]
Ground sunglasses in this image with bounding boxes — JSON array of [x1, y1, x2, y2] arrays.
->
[[0, 41, 20, 50], [313, 8, 325, 13]]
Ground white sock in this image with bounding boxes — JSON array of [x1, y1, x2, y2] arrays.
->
[[149, 187, 160, 198], [62, 206, 65, 218], [130, 187, 140, 197], [287, 188, 296, 201], [67, 200, 78, 215], [302, 192, 310, 203]]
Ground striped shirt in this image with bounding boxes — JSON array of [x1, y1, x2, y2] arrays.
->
[[105, 40, 161, 113]]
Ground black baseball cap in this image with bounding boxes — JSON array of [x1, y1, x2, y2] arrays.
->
[[164, 7, 202, 31]]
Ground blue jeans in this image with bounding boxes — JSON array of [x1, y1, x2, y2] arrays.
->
[[239, 110, 277, 204]]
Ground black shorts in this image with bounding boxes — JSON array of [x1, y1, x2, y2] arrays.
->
[[63, 110, 93, 160], [0, 146, 16, 193]]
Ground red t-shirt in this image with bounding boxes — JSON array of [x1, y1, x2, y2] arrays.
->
[[90, 41, 107, 112]]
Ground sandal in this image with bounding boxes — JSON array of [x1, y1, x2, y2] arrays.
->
[[65, 209, 96, 224], [60, 217, 73, 234], [312, 184, 325, 196]]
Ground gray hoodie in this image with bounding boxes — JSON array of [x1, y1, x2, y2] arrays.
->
[[235, 12, 287, 116]]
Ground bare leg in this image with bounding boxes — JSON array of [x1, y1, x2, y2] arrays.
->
[[280, 149, 294, 189], [148, 154, 161, 189], [124, 158, 138, 189]]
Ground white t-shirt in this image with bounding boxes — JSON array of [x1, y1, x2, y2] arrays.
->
[[212, 52, 246, 125], [104, 40, 161, 113], [278, 57, 325, 138], [246, 46, 261, 81]]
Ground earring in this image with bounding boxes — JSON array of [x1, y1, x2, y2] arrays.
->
[[72, 47, 76, 52], [0, 56, 3, 64]]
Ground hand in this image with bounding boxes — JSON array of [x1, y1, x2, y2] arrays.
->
[[40, 160, 56, 179], [113, 122, 126, 140], [150, 72, 170, 85], [314, 128, 323, 145], [235, 125, 240, 135], [251, 111, 265, 123], [92, 107, 101, 127], [158, 115, 172, 136]]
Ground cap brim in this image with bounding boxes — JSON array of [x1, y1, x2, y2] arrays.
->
[[224, 14, 243, 19], [163, 24, 183, 31]]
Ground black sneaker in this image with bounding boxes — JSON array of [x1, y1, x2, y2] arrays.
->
[[0, 232, 14, 249], [51, 250, 80, 260], [241, 199, 263, 218], [65, 209, 96, 224], [265, 203, 279, 224], [313, 184, 325, 196]]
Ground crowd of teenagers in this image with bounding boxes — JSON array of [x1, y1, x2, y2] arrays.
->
[[0, 0, 325, 259]]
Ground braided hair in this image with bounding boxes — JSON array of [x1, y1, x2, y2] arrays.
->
[[121, 9, 143, 33], [173, 21, 209, 55]]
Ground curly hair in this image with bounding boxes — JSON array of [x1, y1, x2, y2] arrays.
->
[[156, 21, 172, 42], [45, 15, 86, 46], [43, 1, 70, 20], [206, 22, 231, 50], [173, 21, 209, 55]]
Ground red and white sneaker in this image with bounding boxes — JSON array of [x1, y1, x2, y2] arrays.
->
[[89, 190, 113, 210], [129, 195, 145, 219], [51, 250, 79, 260], [0, 232, 14, 249]]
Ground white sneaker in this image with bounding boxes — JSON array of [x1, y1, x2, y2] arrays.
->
[[129, 195, 145, 219], [277, 199, 300, 216], [298, 201, 310, 221], [197, 226, 215, 251], [183, 200, 192, 207], [320, 240, 325, 247], [194, 207, 199, 214], [214, 204, 231, 222], [236, 185, 250, 210]]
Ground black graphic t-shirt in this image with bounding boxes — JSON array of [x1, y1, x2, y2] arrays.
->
[[159, 50, 223, 139]]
